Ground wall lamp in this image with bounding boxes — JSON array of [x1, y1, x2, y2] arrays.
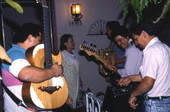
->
[[69, 4, 83, 26]]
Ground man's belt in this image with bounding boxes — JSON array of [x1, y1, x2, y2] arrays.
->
[[144, 96, 170, 100]]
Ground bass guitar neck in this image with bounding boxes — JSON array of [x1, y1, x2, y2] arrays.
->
[[79, 43, 116, 69]]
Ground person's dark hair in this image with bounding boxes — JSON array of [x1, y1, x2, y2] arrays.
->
[[106, 21, 121, 39], [129, 20, 157, 36], [114, 25, 129, 39], [13, 23, 42, 44], [106, 21, 120, 30], [60, 34, 73, 50]]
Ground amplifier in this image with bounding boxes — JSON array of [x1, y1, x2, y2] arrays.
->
[[103, 84, 142, 112], [112, 83, 139, 96]]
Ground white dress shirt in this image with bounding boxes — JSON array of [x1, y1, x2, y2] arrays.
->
[[118, 39, 143, 77], [140, 37, 170, 97]]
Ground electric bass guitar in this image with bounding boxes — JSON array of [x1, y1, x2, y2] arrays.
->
[[22, 0, 68, 110], [79, 42, 116, 69]]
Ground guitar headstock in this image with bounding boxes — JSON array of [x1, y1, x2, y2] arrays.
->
[[36, 0, 48, 7], [79, 42, 97, 57]]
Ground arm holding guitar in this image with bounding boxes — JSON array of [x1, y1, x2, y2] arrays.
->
[[18, 63, 63, 83], [109, 54, 125, 73], [115, 56, 126, 65], [103, 61, 118, 74], [109, 52, 116, 66]]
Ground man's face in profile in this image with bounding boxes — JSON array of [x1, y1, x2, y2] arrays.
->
[[132, 33, 144, 50]]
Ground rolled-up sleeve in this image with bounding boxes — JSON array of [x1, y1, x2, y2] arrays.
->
[[9, 59, 30, 78]]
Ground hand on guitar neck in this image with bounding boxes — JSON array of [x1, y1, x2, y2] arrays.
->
[[103, 61, 118, 73], [51, 62, 63, 77]]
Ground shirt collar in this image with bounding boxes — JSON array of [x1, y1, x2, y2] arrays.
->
[[128, 38, 133, 43], [12, 44, 26, 52], [143, 37, 160, 52], [126, 38, 133, 50]]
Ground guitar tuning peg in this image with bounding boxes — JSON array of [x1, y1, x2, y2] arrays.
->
[[90, 43, 93, 46], [83, 41, 86, 44], [93, 45, 96, 48]]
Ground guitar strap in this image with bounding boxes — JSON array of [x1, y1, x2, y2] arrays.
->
[[1, 81, 35, 111]]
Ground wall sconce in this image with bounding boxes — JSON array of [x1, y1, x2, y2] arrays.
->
[[69, 4, 83, 26]]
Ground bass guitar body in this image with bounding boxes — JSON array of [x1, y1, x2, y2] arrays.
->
[[22, 44, 68, 110]]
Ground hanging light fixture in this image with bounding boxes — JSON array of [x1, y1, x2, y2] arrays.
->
[[69, 4, 83, 26]]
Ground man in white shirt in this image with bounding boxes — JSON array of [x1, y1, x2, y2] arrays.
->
[[1, 23, 63, 112], [118, 21, 170, 112]]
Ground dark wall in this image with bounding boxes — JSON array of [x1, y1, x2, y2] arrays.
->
[[141, 2, 170, 46], [0, 1, 42, 50]]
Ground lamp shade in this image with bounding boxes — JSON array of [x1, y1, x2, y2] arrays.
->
[[71, 4, 81, 15]]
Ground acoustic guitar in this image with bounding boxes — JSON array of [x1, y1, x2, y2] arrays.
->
[[22, 0, 68, 110], [79, 42, 117, 69]]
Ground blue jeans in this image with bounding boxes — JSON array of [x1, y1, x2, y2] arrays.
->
[[142, 97, 170, 112]]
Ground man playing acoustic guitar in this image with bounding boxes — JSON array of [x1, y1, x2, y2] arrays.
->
[[1, 23, 63, 112]]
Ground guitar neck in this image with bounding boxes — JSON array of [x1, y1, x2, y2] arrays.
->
[[42, 3, 53, 68], [79, 43, 117, 69], [93, 53, 116, 69], [94, 54, 107, 65]]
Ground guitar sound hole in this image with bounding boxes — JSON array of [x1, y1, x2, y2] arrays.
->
[[38, 86, 61, 94]]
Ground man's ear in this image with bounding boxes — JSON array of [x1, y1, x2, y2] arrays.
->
[[141, 31, 148, 38], [27, 34, 32, 42]]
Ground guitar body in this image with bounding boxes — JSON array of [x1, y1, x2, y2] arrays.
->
[[22, 44, 68, 110]]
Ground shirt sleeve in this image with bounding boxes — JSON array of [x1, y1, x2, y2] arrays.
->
[[8, 50, 30, 78], [9, 59, 30, 77], [118, 46, 142, 77]]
